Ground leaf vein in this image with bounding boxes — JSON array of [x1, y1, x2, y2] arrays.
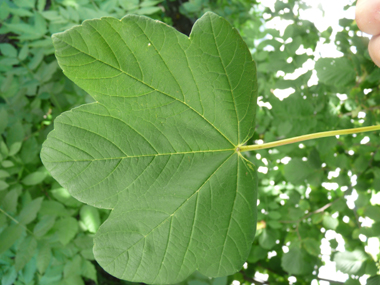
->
[[217, 154, 239, 274], [131, 20, 186, 101], [56, 35, 235, 146], [105, 19, 144, 80], [102, 153, 235, 270], [56, 121, 129, 157], [75, 107, 160, 154], [210, 17, 239, 143]]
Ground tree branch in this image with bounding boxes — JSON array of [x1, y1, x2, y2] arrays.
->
[[317, 277, 345, 284], [240, 270, 269, 285], [280, 197, 342, 224]]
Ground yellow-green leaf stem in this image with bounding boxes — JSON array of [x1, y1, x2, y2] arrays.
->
[[240, 125, 380, 152]]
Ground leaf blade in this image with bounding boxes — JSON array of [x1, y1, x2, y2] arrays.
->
[[42, 12, 258, 284]]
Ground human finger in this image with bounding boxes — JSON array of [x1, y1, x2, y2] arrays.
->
[[369, 35, 380, 66], [356, 0, 380, 35]]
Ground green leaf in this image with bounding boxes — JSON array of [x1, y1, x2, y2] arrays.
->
[[0, 180, 9, 191], [39, 265, 65, 285], [39, 200, 69, 217], [74, 235, 94, 249], [6, 121, 24, 146], [20, 137, 39, 164], [1, 160, 14, 168], [34, 13, 47, 35], [333, 249, 367, 275], [18, 43, 29, 61], [0, 213, 5, 228], [14, 0, 35, 8], [322, 213, 339, 230], [74, 236, 95, 261], [283, 158, 314, 185], [33, 215, 56, 237], [1, 186, 22, 213], [8, 141, 22, 156], [0, 57, 19, 67], [80, 248, 95, 260], [0, 75, 13, 94], [1, 267, 17, 285], [37, 0, 46, 11], [0, 108, 8, 134], [54, 217, 79, 245], [0, 224, 24, 255], [15, 236, 38, 271], [360, 222, 380, 237], [37, 242, 51, 274], [28, 49, 44, 70], [0, 43, 18, 57], [259, 228, 278, 249], [81, 259, 97, 282], [118, 0, 139, 10], [281, 245, 314, 275], [64, 255, 82, 278], [367, 275, 380, 285], [136, 6, 161, 15], [41, 12, 258, 283], [62, 275, 85, 285], [364, 206, 380, 220], [18, 197, 44, 225], [22, 256, 38, 283], [307, 148, 321, 169], [354, 155, 369, 173], [302, 238, 320, 256], [366, 260, 378, 276], [4, 22, 44, 40], [80, 205, 100, 233], [315, 57, 356, 87], [268, 211, 281, 220], [247, 245, 267, 263], [0, 140, 9, 158], [22, 171, 47, 186], [140, 0, 163, 7], [35, 61, 58, 83], [0, 2, 10, 20], [355, 193, 369, 208], [266, 220, 282, 229], [299, 200, 310, 211], [189, 281, 209, 285], [51, 187, 82, 207], [345, 279, 361, 285], [367, 68, 380, 83], [210, 281, 224, 285]]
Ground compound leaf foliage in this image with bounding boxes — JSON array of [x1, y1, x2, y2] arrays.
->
[[41, 12, 258, 284]]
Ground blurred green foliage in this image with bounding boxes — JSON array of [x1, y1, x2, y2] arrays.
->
[[0, 0, 380, 284]]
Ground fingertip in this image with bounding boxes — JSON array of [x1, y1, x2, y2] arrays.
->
[[356, 0, 380, 35], [368, 35, 380, 67]]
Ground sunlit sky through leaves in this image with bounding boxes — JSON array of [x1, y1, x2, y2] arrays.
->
[[259, 0, 357, 101]]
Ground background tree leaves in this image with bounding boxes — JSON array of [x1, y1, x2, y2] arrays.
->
[[315, 57, 357, 87], [281, 244, 315, 275]]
